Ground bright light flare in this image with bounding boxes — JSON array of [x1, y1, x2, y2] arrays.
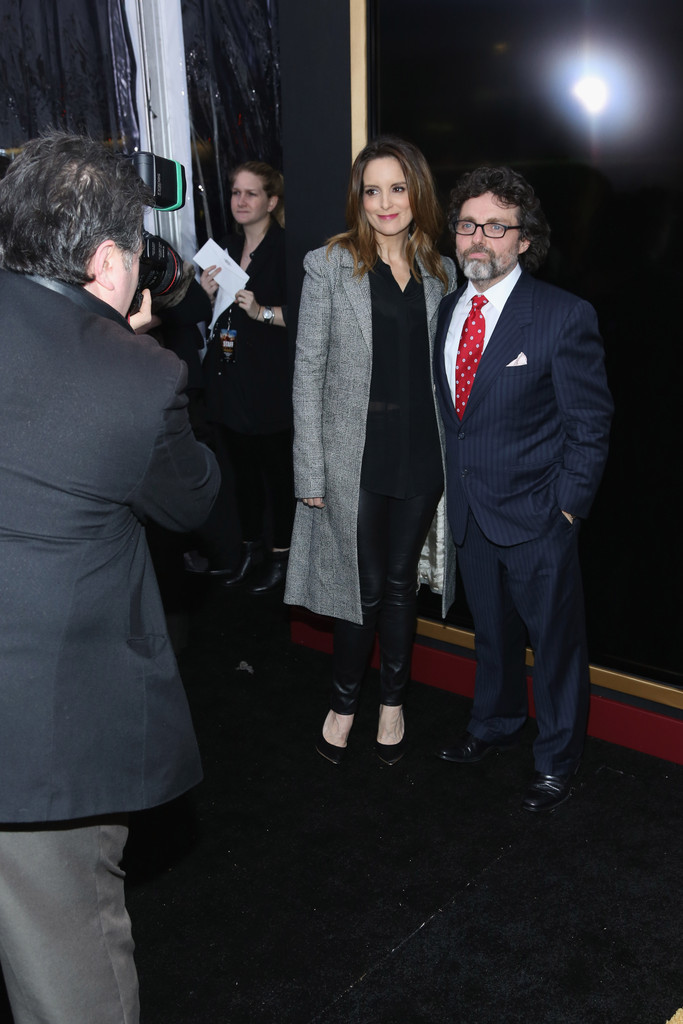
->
[[572, 75, 609, 115], [545, 43, 648, 141]]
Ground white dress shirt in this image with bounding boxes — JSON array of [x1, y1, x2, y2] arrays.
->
[[444, 263, 522, 404]]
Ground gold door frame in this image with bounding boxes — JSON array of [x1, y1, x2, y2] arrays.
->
[[349, 0, 368, 158]]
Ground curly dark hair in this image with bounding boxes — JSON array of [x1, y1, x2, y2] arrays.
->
[[0, 131, 152, 285], [447, 166, 550, 273]]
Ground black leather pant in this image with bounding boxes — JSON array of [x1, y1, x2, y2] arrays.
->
[[331, 487, 441, 715]]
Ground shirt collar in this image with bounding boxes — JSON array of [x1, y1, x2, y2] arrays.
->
[[465, 261, 522, 311]]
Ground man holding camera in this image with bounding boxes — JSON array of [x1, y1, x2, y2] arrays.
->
[[0, 132, 219, 1023]]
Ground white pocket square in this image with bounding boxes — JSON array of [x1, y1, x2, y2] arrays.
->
[[506, 352, 527, 367]]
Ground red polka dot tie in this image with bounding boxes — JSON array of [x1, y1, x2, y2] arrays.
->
[[455, 294, 488, 418]]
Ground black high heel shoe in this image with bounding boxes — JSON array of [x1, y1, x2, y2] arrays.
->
[[375, 736, 406, 766], [316, 734, 346, 766]]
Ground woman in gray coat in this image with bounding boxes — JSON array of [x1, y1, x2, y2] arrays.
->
[[284, 136, 456, 765]]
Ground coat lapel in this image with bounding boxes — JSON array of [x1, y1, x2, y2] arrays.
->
[[340, 249, 373, 354], [419, 256, 444, 344], [461, 273, 535, 422], [338, 250, 448, 359], [434, 286, 464, 429]]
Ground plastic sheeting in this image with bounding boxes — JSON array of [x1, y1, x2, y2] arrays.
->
[[0, 0, 139, 153], [182, 0, 281, 242], [0, 0, 283, 244]]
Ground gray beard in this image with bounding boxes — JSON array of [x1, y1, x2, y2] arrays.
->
[[459, 251, 501, 283], [461, 258, 496, 282], [458, 247, 517, 284]]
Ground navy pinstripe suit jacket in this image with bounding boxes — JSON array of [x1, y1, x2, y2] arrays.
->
[[434, 271, 613, 547]]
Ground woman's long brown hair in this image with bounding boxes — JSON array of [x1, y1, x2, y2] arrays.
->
[[327, 136, 448, 289]]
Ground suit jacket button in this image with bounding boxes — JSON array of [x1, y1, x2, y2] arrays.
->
[[458, 431, 465, 440]]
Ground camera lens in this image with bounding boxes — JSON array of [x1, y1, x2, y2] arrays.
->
[[138, 232, 182, 298]]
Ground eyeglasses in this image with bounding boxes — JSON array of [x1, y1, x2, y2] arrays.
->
[[453, 220, 522, 239]]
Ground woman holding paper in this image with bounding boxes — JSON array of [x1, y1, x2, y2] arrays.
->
[[199, 162, 293, 592]]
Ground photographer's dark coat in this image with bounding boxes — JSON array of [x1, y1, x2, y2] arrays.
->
[[0, 270, 219, 822]]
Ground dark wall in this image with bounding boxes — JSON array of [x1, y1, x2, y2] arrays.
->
[[279, 0, 353, 334], [373, 0, 683, 687]]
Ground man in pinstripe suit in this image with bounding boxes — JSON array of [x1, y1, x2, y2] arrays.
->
[[434, 167, 613, 812]]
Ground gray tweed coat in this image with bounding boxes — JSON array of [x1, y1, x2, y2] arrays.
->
[[284, 244, 457, 625]]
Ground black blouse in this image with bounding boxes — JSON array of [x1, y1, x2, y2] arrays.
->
[[203, 222, 290, 435], [360, 259, 443, 498]]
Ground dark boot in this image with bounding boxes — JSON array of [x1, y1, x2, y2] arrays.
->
[[218, 541, 264, 589], [247, 550, 289, 595]]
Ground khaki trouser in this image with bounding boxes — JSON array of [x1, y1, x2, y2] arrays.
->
[[0, 816, 139, 1024]]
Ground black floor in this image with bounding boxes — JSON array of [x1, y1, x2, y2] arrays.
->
[[123, 582, 683, 1024], [3, 582, 682, 1023]]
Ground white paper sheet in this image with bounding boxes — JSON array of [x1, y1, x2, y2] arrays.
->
[[193, 239, 249, 331]]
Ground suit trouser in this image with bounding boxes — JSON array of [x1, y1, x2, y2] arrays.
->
[[331, 487, 441, 715], [457, 510, 590, 775], [0, 817, 139, 1024]]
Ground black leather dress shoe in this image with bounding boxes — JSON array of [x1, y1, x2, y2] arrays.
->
[[522, 771, 575, 812], [316, 734, 346, 766], [247, 550, 289, 595], [436, 731, 516, 763]]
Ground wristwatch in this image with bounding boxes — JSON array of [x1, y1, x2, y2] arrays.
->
[[262, 306, 274, 325]]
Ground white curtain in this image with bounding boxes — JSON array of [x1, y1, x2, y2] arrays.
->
[[124, 0, 196, 259]]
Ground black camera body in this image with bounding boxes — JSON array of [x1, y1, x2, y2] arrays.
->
[[128, 152, 187, 316], [131, 152, 186, 211]]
